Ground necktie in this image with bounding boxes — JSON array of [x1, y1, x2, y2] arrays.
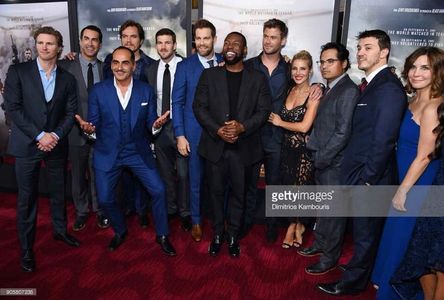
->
[[87, 63, 94, 90], [359, 78, 368, 93], [207, 60, 215, 68], [324, 85, 330, 94], [161, 64, 171, 114]]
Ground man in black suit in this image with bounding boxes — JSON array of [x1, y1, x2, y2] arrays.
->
[[144, 28, 190, 231], [58, 25, 109, 231], [4, 26, 79, 272], [298, 42, 359, 275], [193, 32, 271, 257], [317, 30, 407, 296]]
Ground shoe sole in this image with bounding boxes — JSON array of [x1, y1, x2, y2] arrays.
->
[[305, 266, 336, 276], [72, 224, 86, 231], [297, 251, 323, 257]]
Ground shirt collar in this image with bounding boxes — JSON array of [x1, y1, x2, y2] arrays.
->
[[198, 53, 217, 67], [327, 73, 347, 90], [160, 55, 180, 68], [36, 57, 57, 74], [365, 64, 388, 84], [113, 77, 133, 93], [79, 53, 97, 67]]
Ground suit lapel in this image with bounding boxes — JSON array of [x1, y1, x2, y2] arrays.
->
[[30, 61, 47, 105], [130, 81, 141, 130], [360, 67, 388, 98], [236, 68, 249, 111], [97, 60, 104, 81], [47, 67, 64, 111], [107, 80, 121, 126]]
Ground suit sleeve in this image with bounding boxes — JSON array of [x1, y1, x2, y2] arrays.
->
[[52, 75, 77, 139], [314, 87, 359, 169], [171, 61, 187, 137], [361, 82, 406, 184], [4, 64, 41, 139], [192, 70, 221, 139], [87, 86, 101, 130], [241, 73, 272, 137], [146, 86, 157, 131]]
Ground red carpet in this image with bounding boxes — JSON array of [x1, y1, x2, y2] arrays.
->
[[0, 192, 376, 299]]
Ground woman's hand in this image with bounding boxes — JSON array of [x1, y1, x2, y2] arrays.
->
[[392, 187, 407, 211], [268, 112, 282, 126]]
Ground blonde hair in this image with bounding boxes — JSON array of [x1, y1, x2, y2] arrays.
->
[[291, 50, 313, 70]]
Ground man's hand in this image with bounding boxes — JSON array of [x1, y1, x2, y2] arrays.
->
[[0, 79, 4, 94], [176, 136, 190, 156], [153, 111, 170, 129], [64, 52, 77, 61], [37, 132, 58, 152], [222, 120, 245, 138], [217, 126, 238, 143], [75, 114, 96, 134]]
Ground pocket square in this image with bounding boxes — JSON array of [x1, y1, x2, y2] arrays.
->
[[357, 103, 367, 106], [141, 102, 148, 106]]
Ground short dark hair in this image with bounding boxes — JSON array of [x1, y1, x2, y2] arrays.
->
[[227, 31, 247, 47], [155, 28, 176, 44], [194, 19, 216, 38], [119, 20, 144, 41], [357, 29, 391, 58], [263, 18, 288, 38], [80, 25, 103, 43], [320, 42, 351, 70], [34, 26, 63, 48], [112, 46, 135, 63]]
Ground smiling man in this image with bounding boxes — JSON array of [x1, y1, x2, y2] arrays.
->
[[193, 32, 271, 257]]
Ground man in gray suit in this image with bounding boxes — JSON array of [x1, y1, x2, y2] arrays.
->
[[297, 42, 359, 275], [59, 25, 109, 231]]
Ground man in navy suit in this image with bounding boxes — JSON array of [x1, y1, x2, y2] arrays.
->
[[76, 46, 176, 256], [172, 19, 223, 242], [4, 26, 79, 272], [317, 30, 407, 296]]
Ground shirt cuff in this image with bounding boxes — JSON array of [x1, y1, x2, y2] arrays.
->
[[152, 126, 161, 135], [50, 132, 60, 140], [36, 131, 45, 141]]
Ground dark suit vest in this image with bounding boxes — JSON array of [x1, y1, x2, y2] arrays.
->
[[118, 99, 137, 153]]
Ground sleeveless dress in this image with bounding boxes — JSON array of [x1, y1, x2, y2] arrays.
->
[[390, 143, 444, 299], [371, 109, 439, 299], [279, 97, 314, 186]]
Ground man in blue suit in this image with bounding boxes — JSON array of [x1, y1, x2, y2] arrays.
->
[[317, 30, 407, 296], [172, 19, 223, 242], [76, 46, 176, 256]]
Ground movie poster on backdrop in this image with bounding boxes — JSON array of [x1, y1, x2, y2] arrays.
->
[[76, 0, 189, 61], [201, 0, 340, 83], [0, 1, 71, 155], [343, 0, 444, 84]]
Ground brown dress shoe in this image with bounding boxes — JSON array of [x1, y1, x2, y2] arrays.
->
[[191, 224, 202, 242]]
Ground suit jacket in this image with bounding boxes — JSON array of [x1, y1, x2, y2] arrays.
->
[[58, 56, 103, 146], [340, 67, 407, 185], [307, 74, 359, 170], [88, 78, 158, 172], [172, 53, 223, 145], [192, 66, 271, 165], [4, 60, 77, 158]]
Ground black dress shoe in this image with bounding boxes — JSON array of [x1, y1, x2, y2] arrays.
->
[[297, 246, 323, 257], [305, 262, 337, 275], [54, 233, 80, 247], [156, 235, 176, 256], [317, 281, 362, 296], [108, 231, 127, 251], [337, 264, 347, 272], [208, 235, 224, 257], [265, 225, 278, 243], [227, 236, 240, 257], [180, 216, 192, 232], [21, 250, 35, 272], [97, 214, 110, 229], [72, 216, 87, 231], [139, 214, 149, 229]]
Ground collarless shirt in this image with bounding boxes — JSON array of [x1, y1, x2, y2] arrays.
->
[[114, 77, 133, 110], [198, 53, 217, 69], [156, 55, 183, 116], [79, 54, 100, 86], [365, 64, 388, 85], [36, 57, 57, 102]]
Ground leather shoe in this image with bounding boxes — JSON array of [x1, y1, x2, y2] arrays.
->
[[54, 233, 80, 247], [97, 214, 110, 229], [156, 235, 176, 256], [21, 249, 35, 272], [337, 264, 347, 272], [191, 224, 202, 242], [227, 236, 240, 257], [297, 246, 323, 257], [208, 235, 224, 256], [180, 216, 192, 232], [108, 231, 127, 251], [317, 281, 363, 296], [305, 262, 337, 275], [72, 216, 87, 231], [139, 214, 149, 229]]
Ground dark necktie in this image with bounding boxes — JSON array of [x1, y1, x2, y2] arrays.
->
[[324, 85, 330, 94], [359, 78, 368, 93], [87, 63, 94, 90], [161, 64, 171, 114], [207, 60, 215, 68]]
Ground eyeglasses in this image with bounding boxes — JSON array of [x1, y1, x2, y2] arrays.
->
[[316, 59, 340, 66]]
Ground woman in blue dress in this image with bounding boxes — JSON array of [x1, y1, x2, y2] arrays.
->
[[390, 48, 444, 300], [371, 47, 444, 299]]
